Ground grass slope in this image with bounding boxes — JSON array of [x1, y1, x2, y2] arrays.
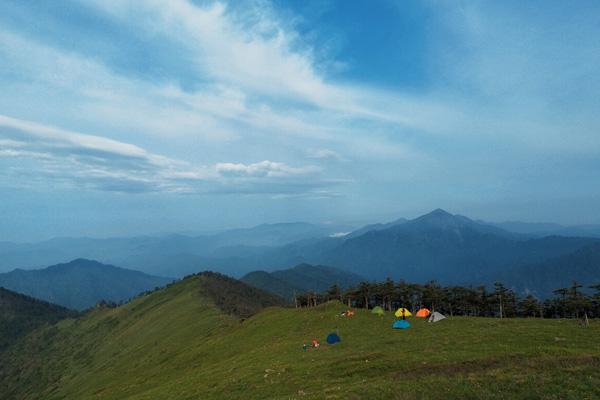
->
[[2, 275, 599, 399]]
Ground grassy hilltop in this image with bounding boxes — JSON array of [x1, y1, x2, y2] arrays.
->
[[1, 274, 599, 400]]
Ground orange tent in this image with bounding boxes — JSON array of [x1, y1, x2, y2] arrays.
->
[[416, 308, 431, 318]]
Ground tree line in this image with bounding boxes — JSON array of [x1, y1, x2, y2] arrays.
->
[[294, 279, 600, 321]]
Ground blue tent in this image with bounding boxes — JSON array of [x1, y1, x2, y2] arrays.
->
[[393, 320, 411, 329], [326, 332, 341, 344]]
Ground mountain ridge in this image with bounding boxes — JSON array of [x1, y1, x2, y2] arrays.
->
[[0, 259, 173, 310], [241, 263, 365, 300]]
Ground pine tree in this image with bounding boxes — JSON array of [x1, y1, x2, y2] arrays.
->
[[493, 282, 509, 318], [518, 295, 540, 317]]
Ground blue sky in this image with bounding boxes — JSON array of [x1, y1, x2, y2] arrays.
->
[[1, 0, 599, 241]]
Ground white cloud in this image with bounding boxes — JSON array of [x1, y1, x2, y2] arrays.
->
[[306, 148, 343, 161], [0, 115, 172, 166], [329, 231, 349, 238], [216, 160, 319, 178], [1, 0, 596, 209], [0, 0, 447, 177], [84, 0, 459, 133], [0, 115, 332, 196]]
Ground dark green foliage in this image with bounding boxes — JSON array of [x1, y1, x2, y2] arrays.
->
[[240, 271, 302, 300], [0, 259, 173, 310], [297, 277, 600, 319], [518, 295, 542, 317], [271, 264, 364, 293], [195, 271, 288, 319], [0, 287, 76, 351]]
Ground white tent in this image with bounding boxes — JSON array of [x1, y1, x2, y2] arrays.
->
[[428, 311, 446, 323]]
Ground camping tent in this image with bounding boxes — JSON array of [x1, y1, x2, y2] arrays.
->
[[371, 306, 385, 316], [428, 311, 446, 323], [326, 332, 341, 344], [392, 320, 411, 329], [416, 308, 431, 318], [394, 308, 412, 318]]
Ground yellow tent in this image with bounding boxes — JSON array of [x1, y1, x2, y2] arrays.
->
[[394, 308, 412, 318]]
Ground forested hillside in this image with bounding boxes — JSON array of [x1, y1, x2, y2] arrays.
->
[[0, 259, 172, 310], [0, 287, 76, 351], [241, 263, 364, 300]]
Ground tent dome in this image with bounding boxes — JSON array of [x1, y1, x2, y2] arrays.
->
[[392, 320, 411, 329], [326, 332, 341, 344], [428, 311, 446, 323], [416, 308, 431, 317], [371, 306, 385, 315], [394, 308, 412, 318]]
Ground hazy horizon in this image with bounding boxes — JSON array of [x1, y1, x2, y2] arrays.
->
[[3, 206, 600, 244], [2, 1, 600, 242]]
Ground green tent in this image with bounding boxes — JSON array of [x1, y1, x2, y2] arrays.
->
[[371, 306, 385, 316]]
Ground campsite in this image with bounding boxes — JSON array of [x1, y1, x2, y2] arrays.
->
[[2, 274, 599, 399]]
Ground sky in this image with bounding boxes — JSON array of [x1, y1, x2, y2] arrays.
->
[[1, 0, 600, 241]]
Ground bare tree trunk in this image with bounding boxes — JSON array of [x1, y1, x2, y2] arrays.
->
[[294, 291, 298, 309]]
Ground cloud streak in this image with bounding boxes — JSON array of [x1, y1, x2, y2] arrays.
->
[[0, 115, 329, 196]]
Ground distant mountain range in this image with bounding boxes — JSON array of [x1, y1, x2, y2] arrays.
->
[[1, 210, 599, 298], [0, 222, 352, 277], [230, 210, 600, 295], [490, 241, 600, 298], [344, 217, 408, 239], [241, 264, 365, 300], [307, 209, 597, 284], [486, 221, 600, 238], [0, 259, 172, 310]]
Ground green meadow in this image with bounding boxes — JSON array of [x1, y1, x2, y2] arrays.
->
[[2, 275, 599, 400]]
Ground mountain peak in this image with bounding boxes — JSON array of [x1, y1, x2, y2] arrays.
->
[[414, 209, 456, 223], [427, 208, 453, 217], [407, 208, 478, 230]]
